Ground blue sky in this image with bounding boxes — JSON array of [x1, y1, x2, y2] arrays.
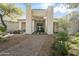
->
[[16, 3, 74, 19]]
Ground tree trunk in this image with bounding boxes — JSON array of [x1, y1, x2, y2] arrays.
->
[[0, 14, 7, 30]]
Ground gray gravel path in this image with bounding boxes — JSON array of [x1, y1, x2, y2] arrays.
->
[[0, 34, 53, 56]]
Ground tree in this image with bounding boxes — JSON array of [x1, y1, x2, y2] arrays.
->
[[67, 3, 79, 9], [58, 19, 71, 32], [55, 3, 79, 9], [0, 4, 23, 30]]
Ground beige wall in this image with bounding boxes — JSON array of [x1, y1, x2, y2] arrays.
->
[[0, 21, 19, 32], [6, 22, 19, 32], [32, 9, 46, 17], [21, 22, 26, 30], [53, 22, 59, 33]]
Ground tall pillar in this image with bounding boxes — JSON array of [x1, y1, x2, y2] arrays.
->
[[45, 18, 47, 33], [19, 21, 22, 30], [32, 20, 34, 33], [26, 4, 32, 34], [47, 6, 53, 34]]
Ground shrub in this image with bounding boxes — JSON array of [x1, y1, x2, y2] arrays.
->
[[0, 26, 6, 32], [56, 31, 69, 42], [69, 49, 79, 56], [66, 36, 79, 56], [52, 31, 69, 55], [75, 32, 79, 37], [54, 41, 68, 55], [0, 37, 8, 43], [13, 30, 21, 34], [74, 37, 79, 47], [70, 37, 79, 47], [68, 42, 79, 56]]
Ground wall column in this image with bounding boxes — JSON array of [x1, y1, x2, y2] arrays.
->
[[32, 20, 34, 33], [45, 19, 47, 33], [19, 21, 22, 30], [47, 6, 53, 34], [26, 4, 32, 34]]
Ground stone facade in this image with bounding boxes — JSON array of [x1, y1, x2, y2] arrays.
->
[[22, 4, 54, 34]]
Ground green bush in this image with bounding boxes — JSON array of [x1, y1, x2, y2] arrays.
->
[[56, 31, 69, 42], [54, 41, 68, 55], [0, 26, 6, 32], [52, 31, 69, 55], [74, 37, 79, 47], [13, 30, 21, 34], [70, 37, 79, 47], [0, 37, 8, 43], [75, 32, 79, 37], [68, 37, 79, 55]]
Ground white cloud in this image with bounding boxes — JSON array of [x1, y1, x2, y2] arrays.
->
[[40, 3, 74, 14], [54, 4, 73, 14], [54, 7, 73, 13]]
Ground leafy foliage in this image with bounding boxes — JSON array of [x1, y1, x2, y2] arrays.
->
[[67, 3, 79, 9], [58, 19, 70, 32], [51, 31, 69, 55], [0, 26, 6, 32], [0, 4, 23, 30], [0, 4, 23, 18], [74, 37, 79, 47], [54, 3, 79, 9], [0, 37, 8, 43], [13, 30, 21, 34], [67, 37, 79, 55], [56, 31, 69, 42], [76, 32, 79, 37], [55, 3, 79, 9], [54, 41, 68, 55]]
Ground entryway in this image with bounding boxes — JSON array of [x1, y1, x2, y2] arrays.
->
[[32, 20, 46, 34]]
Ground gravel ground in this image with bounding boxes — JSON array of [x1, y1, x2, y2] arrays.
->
[[0, 34, 54, 56], [0, 34, 27, 52]]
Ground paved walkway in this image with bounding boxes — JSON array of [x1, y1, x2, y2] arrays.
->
[[0, 34, 54, 56]]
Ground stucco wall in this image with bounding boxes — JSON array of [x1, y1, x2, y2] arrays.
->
[[0, 21, 19, 32], [32, 9, 46, 17], [5, 21, 19, 32]]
